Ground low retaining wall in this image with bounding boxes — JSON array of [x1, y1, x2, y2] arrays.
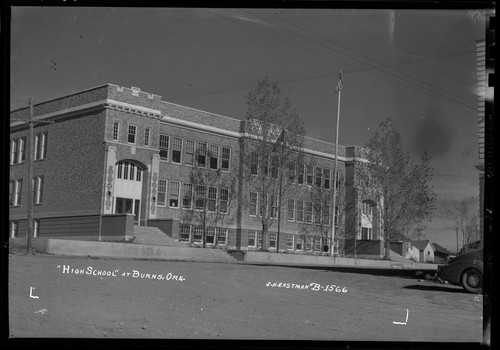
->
[[244, 251, 437, 270]]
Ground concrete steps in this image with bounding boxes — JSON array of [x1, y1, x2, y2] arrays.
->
[[133, 226, 185, 247], [389, 249, 411, 262]]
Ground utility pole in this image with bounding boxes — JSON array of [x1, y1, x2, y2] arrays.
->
[[331, 70, 343, 257]]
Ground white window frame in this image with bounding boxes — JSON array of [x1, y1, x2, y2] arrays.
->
[[287, 234, 294, 250], [324, 168, 331, 189], [159, 134, 170, 161], [315, 166, 323, 188], [221, 147, 231, 172], [206, 227, 216, 244], [296, 200, 304, 223], [180, 224, 191, 242], [306, 165, 314, 186], [209, 145, 219, 170], [157, 179, 167, 206], [193, 226, 203, 243], [172, 137, 183, 164], [270, 195, 278, 219], [287, 199, 295, 221], [314, 202, 322, 225], [10, 221, 19, 238], [219, 188, 229, 213], [297, 163, 304, 185], [305, 201, 313, 224], [195, 185, 206, 210], [33, 176, 44, 205], [127, 124, 137, 144], [250, 152, 259, 176], [18, 137, 26, 164], [269, 232, 277, 249], [323, 204, 331, 226], [10, 139, 18, 165], [184, 140, 196, 166], [169, 181, 181, 208], [182, 183, 193, 210], [14, 179, 23, 206], [144, 127, 151, 147], [112, 121, 120, 141], [208, 186, 217, 212], [197, 142, 208, 168], [248, 231, 257, 248], [217, 228, 228, 245], [249, 192, 258, 216]]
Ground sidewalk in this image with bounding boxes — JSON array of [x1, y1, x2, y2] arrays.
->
[[9, 237, 438, 274]]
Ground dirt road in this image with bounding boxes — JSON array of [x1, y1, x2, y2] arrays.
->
[[8, 253, 483, 342]]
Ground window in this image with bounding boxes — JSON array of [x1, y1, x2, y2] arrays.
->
[[258, 232, 263, 248], [193, 226, 203, 243], [287, 199, 295, 221], [260, 194, 268, 217], [335, 205, 340, 226], [209, 145, 219, 170], [12, 179, 23, 206], [117, 163, 122, 179], [250, 152, 259, 176], [123, 162, 129, 180], [306, 165, 314, 186], [305, 201, 313, 224], [287, 235, 294, 250], [136, 167, 142, 182], [221, 147, 231, 171], [185, 140, 195, 166], [217, 228, 227, 245], [297, 164, 304, 185], [112, 121, 120, 141], [197, 142, 207, 167], [323, 204, 331, 226], [33, 176, 44, 205], [295, 237, 303, 251], [195, 185, 206, 210], [9, 181, 14, 206], [129, 163, 136, 181], [270, 195, 278, 218], [219, 188, 229, 213], [157, 179, 167, 206], [315, 167, 323, 188], [10, 139, 18, 164], [34, 132, 48, 161], [180, 225, 191, 242], [361, 227, 372, 240], [169, 181, 180, 208], [314, 203, 322, 224], [127, 125, 137, 144], [287, 161, 295, 184], [270, 155, 279, 179], [18, 137, 26, 163], [208, 187, 217, 212], [305, 236, 312, 251], [269, 233, 277, 249], [182, 184, 193, 209], [144, 128, 150, 147], [33, 219, 40, 238], [10, 221, 19, 238], [248, 231, 257, 247], [335, 170, 342, 189], [249, 192, 258, 216], [261, 155, 269, 177], [159, 134, 169, 160], [296, 200, 304, 222], [206, 227, 215, 244], [313, 238, 320, 251], [362, 201, 374, 217], [324, 168, 331, 189], [172, 137, 182, 164]]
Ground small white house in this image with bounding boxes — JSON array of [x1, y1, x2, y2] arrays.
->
[[408, 240, 435, 263]]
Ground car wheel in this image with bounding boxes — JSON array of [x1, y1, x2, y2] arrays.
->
[[461, 268, 483, 294]]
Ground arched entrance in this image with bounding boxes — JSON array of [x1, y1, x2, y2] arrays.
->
[[113, 160, 144, 224]]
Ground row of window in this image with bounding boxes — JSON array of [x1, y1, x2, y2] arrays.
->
[[247, 231, 329, 252], [156, 179, 230, 213], [10, 132, 48, 165], [112, 121, 232, 172], [9, 219, 40, 238], [116, 161, 143, 182], [249, 152, 341, 189], [249, 192, 339, 226], [179, 225, 228, 245], [9, 176, 44, 207]]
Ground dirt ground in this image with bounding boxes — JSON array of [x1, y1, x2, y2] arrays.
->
[[7, 253, 484, 342]]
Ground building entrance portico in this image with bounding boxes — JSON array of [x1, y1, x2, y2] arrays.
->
[[113, 160, 144, 224]]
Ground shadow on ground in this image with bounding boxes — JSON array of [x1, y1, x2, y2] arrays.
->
[[403, 284, 467, 294]]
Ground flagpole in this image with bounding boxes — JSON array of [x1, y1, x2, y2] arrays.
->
[[331, 70, 342, 257]]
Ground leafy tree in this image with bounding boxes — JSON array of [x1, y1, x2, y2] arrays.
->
[[356, 118, 436, 260], [242, 76, 305, 250]]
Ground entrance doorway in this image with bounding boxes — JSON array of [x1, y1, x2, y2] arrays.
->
[[116, 197, 141, 224]]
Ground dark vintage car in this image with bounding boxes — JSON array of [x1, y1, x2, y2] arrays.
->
[[437, 249, 483, 294]]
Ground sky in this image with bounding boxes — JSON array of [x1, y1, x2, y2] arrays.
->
[[10, 5, 491, 252]]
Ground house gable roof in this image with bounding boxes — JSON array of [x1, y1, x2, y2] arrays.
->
[[432, 242, 452, 255], [411, 240, 434, 252]]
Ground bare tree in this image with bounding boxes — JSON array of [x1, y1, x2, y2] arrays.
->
[[445, 198, 480, 252], [241, 76, 305, 251], [180, 149, 238, 248], [356, 118, 436, 260]]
